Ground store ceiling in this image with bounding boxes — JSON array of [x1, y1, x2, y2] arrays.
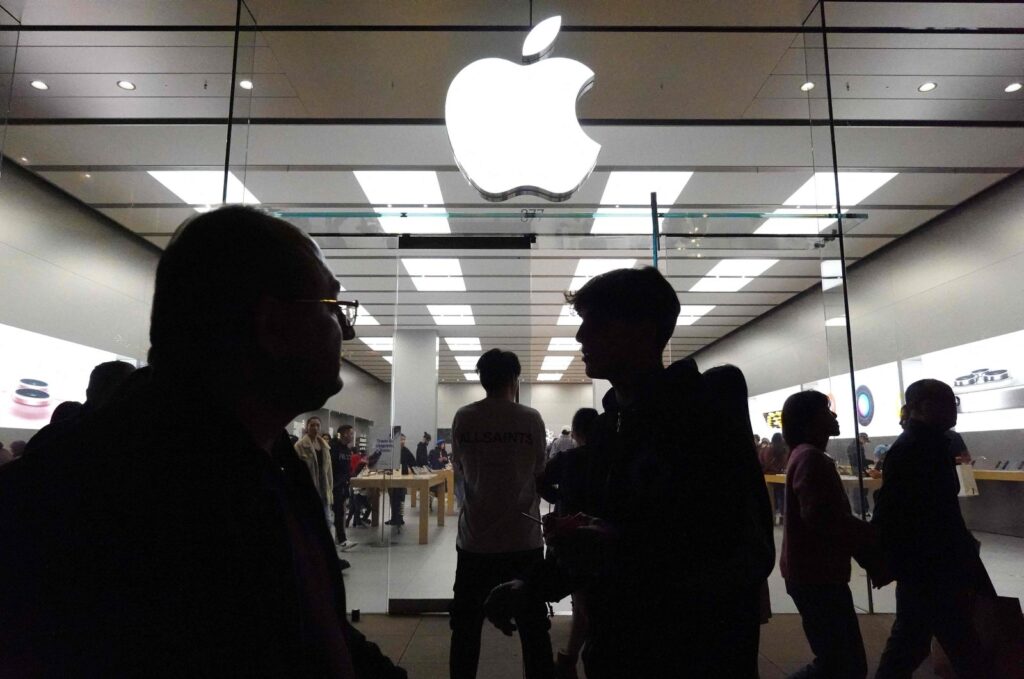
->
[[1, 1, 1022, 383]]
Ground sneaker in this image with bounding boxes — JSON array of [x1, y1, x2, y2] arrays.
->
[[340, 541, 358, 551]]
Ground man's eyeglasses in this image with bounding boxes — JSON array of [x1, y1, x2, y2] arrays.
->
[[293, 298, 359, 340]]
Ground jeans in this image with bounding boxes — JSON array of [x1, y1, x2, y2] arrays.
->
[[449, 547, 553, 679], [388, 488, 406, 524], [875, 580, 994, 679], [332, 482, 348, 542], [786, 581, 867, 679]]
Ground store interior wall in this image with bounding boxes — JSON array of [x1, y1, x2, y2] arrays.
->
[[436, 382, 591, 439], [693, 170, 1024, 459]]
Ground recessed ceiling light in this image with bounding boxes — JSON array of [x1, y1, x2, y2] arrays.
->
[[454, 355, 481, 371], [755, 171, 897, 235], [464, 372, 480, 381], [445, 337, 482, 351], [547, 337, 581, 351], [20, 157, 28, 163], [557, 305, 582, 326], [30, 80, 48, 91], [428, 304, 475, 326], [917, 81, 937, 93], [402, 258, 466, 292], [117, 80, 136, 90], [1005, 82, 1023, 93], [541, 356, 573, 372], [825, 316, 847, 327], [147, 170, 260, 212], [689, 259, 778, 293], [83, 173, 92, 179], [569, 258, 637, 291], [239, 79, 254, 90], [537, 373, 563, 382], [800, 81, 815, 92], [676, 305, 716, 325], [360, 337, 394, 352], [354, 171, 451, 234], [592, 171, 694, 234]]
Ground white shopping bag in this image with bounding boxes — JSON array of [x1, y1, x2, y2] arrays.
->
[[957, 464, 979, 497]]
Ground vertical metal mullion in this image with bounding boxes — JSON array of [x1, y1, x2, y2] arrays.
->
[[221, 0, 242, 203]]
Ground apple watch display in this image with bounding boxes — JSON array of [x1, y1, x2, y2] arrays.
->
[[855, 385, 874, 427], [19, 378, 49, 391], [13, 388, 50, 407]]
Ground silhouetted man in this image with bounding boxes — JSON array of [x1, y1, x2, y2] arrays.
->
[[485, 267, 774, 678], [0, 206, 404, 678], [873, 379, 994, 678], [450, 349, 553, 679]]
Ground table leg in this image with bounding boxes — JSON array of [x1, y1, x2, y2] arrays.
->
[[418, 486, 429, 544], [370, 489, 380, 528], [436, 485, 445, 527], [766, 482, 776, 518], [411, 490, 417, 508]]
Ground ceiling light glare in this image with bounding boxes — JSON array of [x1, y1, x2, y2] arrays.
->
[[689, 259, 778, 293], [1005, 82, 1023, 93], [541, 356, 573, 372], [557, 304, 582, 326], [800, 81, 815, 92], [354, 171, 451, 234], [239, 79, 254, 90], [445, 337, 482, 351], [428, 304, 475, 326], [464, 372, 480, 381], [676, 304, 716, 326], [360, 337, 394, 352], [755, 171, 897, 235], [821, 259, 844, 291], [117, 80, 136, 90], [147, 170, 260, 212], [825, 316, 847, 327], [917, 82, 937, 93], [383, 355, 394, 364], [30, 80, 48, 91], [569, 258, 637, 291], [454, 355, 481, 371], [355, 310, 380, 326], [402, 258, 466, 292], [547, 337, 581, 351], [591, 171, 694, 234], [537, 373, 563, 382]]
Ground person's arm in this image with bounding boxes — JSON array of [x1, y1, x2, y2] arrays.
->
[[793, 452, 874, 553]]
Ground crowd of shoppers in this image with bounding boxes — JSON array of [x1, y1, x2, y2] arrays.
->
[[0, 205, 1012, 678]]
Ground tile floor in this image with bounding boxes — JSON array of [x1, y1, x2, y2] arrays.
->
[[350, 612, 948, 678]]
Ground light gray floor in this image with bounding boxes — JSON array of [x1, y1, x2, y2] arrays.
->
[[336, 497, 1024, 617]]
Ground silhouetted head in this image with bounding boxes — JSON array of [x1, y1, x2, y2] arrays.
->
[[782, 390, 839, 449], [567, 266, 680, 382], [49, 400, 83, 424], [904, 379, 957, 431], [571, 407, 599, 446], [10, 441, 26, 458], [476, 348, 521, 398], [422, 432, 431, 443], [338, 424, 354, 444], [86, 360, 136, 407], [149, 206, 345, 414]]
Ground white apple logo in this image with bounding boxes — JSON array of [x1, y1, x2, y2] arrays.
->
[[445, 16, 601, 202]]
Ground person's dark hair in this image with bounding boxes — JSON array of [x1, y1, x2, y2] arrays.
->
[[307, 416, 321, 425], [770, 432, 788, 457], [86, 360, 136, 406], [904, 379, 953, 412], [422, 432, 431, 442], [149, 206, 322, 370], [476, 348, 521, 394], [571, 407, 599, 445], [781, 390, 830, 449], [338, 424, 353, 434], [565, 266, 680, 349], [50, 401, 83, 424]]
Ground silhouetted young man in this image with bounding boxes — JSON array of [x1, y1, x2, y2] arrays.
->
[[0, 207, 404, 678], [450, 349, 554, 679], [485, 267, 774, 679], [873, 379, 995, 679]]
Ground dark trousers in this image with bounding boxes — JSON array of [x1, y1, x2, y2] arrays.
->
[[387, 488, 406, 523], [332, 482, 348, 542], [875, 580, 994, 679], [786, 581, 867, 679], [449, 547, 553, 679], [347, 493, 370, 526]]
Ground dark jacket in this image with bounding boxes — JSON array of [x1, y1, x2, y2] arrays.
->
[[331, 439, 352, 487], [415, 441, 429, 467], [872, 420, 982, 586], [427, 446, 449, 470], [0, 368, 404, 679], [528, 360, 774, 675]]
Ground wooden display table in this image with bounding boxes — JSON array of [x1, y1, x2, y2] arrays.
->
[[408, 466, 458, 516], [973, 469, 1024, 482], [350, 471, 447, 544]]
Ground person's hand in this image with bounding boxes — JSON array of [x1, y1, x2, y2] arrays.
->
[[484, 580, 528, 636], [867, 468, 882, 479]]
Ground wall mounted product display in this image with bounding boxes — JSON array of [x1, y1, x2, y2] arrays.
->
[[0, 322, 137, 430]]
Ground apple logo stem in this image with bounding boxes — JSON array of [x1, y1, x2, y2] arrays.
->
[[445, 16, 601, 202]]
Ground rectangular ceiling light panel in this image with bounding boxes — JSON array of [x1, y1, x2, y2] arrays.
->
[[689, 259, 778, 293], [821, 260, 844, 291], [541, 356, 573, 372], [428, 304, 475, 326], [445, 337, 482, 351], [547, 337, 581, 351], [676, 304, 716, 325], [355, 309, 380, 326], [557, 305, 582, 326], [569, 258, 637, 291], [591, 171, 694, 234], [454, 355, 481, 371], [148, 170, 259, 212], [537, 373, 563, 381], [756, 172, 897, 235], [360, 337, 394, 352], [401, 258, 466, 292], [353, 171, 450, 234], [463, 372, 480, 381], [383, 355, 394, 364]]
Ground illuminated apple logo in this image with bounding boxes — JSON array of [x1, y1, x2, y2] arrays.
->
[[445, 16, 601, 202]]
